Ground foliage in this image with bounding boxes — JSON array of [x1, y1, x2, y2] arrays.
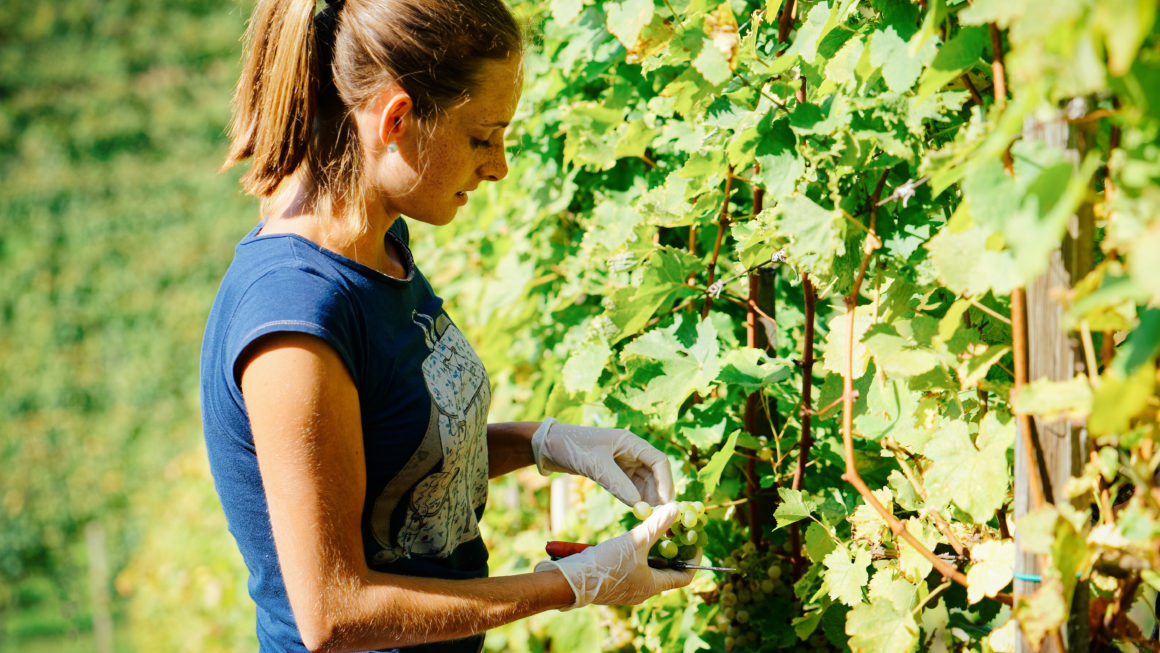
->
[[3, 0, 1159, 650], [423, 0, 1160, 650], [0, 0, 253, 644]]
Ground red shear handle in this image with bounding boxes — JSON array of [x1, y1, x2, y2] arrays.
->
[[545, 540, 594, 559]]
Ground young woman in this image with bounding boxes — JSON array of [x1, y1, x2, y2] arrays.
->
[[198, 1, 696, 651]]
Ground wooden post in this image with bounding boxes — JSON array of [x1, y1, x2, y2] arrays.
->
[[1014, 100, 1095, 652], [85, 521, 114, 653]]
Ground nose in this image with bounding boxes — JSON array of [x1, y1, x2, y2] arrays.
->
[[479, 146, 508, 182]]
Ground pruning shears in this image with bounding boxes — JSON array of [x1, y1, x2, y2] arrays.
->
[[545, 541, 737, 573]]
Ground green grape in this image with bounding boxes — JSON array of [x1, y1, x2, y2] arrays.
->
[[632, 501, 653, 520], [767, 565, 783, 580], [659, 539, 678, 558], [757, 447, 773, 461], [682, 509, 698, 529], [681, 529, 698, 545]]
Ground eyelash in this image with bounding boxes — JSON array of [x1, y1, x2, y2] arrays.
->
[[470, 137, 492, 149]]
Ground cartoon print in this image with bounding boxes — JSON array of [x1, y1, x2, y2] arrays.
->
[[369, 311, 491, 564]]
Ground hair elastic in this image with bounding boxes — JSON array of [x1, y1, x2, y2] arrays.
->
[[324, 0, 345, 9]]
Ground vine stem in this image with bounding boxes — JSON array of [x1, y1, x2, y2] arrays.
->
[[961, 73, 984, 107], [743, 171, 771, 552], [790, 274, 817, 576], [777, 0, 797, 46], [702, 167, 734, 319], [990, 23, 1015, 173], [838, 170, 1013, 603], [967, 296, 1012, 325]]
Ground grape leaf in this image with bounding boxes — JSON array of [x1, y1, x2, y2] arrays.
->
[[1012, 375, 1092, 423], [898, 518, 941, 583], [915, 26, 987, 98], [870, 26, 923, 93], [846, 599, 919, 653], [1089, 362, 1155, 436], [693, 42, 732, 86], [775, 487, 818, 529], [823, 545, 870, 606], [772, 195, 845, 279], [805, 521, 837, 563], [697, 429, 739, 496], [821, 307, 874, 378], [561, 340, 612, 394], [605, 0, 654, 49], [781, 2, 834, 64], [868, 569, 918, 612], [718, 348, 792, 391], [620, 315, 722, 421], [967, 539, 1014, 604], [863, 321, 945, 377], [924, 420, 1010, 524]]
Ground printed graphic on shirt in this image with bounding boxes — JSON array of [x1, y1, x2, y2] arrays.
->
[[369, 312, 490, 563]]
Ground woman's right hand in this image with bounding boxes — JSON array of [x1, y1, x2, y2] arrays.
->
[[533, 503, 696, 609]]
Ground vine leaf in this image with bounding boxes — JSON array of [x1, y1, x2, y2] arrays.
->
[[1089, 362, 1155, 436], [898, 518, 940, 583], [718, 348, 792, 392], [846, 599, 920, 653], [850, 488, 892, 547], [863, 321, 944, 377], [966, 539, 1014, 604], [605, 0, 654, 49], [822, 545, 871, 607], [867, 569, 919, 612], [821, 307, 873, 378], [774, 487, 818, 529], [915, 25, 988, 99], [1011, 375, 1093, 423], [620, 315, 721, 422], [870, 26, 925, 93], [772, 195, 845, 280], [923, 420, 1010, 525], [697, 429, 739, 496], [561, 340, 612, 395], [805, 521, 837, 563]]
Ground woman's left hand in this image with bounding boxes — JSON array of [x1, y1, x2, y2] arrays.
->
[[531, 418, 674, 506]]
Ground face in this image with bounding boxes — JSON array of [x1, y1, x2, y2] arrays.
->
[[370, 55, 523, 227]]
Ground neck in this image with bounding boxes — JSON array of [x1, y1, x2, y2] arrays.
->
[[262, 178, 407, 278]]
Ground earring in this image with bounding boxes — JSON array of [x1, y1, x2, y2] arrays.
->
[[387, 142, 398, 154]]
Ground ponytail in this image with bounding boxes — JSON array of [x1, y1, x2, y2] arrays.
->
[[222, 0, 318, 197]]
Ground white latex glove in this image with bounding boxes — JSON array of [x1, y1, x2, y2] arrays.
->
[[531, 418, 674, 506], [534, 503, 696, 609]]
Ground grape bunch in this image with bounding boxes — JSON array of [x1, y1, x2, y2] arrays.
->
[[713, 543, 797, 651], [632, 500, 708, 562]]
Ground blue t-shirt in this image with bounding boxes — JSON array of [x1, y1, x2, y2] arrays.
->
[[200, 219, 490, 653]]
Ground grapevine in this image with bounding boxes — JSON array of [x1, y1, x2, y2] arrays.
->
[[424, 0, 1160, 650]]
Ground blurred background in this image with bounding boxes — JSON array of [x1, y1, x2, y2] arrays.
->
[[0, 1, 594, 651]]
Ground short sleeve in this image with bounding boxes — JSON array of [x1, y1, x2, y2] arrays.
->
[[224, 266, 362, 388]]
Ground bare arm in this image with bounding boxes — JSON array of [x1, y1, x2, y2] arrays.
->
[[240, 333, 573, 653], [485, 421, 539, 478]]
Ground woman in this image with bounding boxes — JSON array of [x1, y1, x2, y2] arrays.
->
[[198, 1, 695, 651]]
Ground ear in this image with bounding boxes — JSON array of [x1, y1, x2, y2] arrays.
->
[[376, 87, 413, 148]]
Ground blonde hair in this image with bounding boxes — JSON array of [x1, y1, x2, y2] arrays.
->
[[222, 0, 522, 240]]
